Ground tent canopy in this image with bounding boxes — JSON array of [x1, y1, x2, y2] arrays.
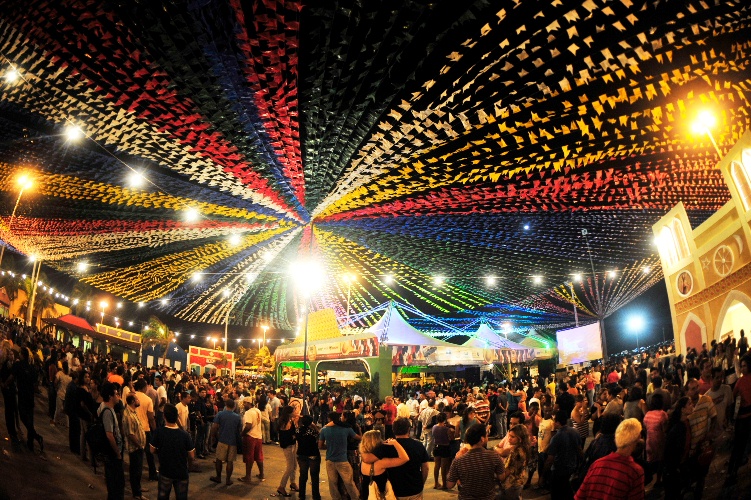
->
[[367, 304, 455, 347]]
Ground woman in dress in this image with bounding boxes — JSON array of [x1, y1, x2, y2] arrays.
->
[[358, 431, 409, 500]]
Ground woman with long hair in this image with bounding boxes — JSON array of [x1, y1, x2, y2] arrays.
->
[[358, 430, 409, 500], [498, 424, 530, 500], [459, 407, 478, 443], [431, 412, 452, 489], [664, 396, 694, 500], [258, 394, 271, 444], [276, 405, 299, 496]]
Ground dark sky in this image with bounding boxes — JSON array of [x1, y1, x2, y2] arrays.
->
[[603, 280, 673, 356]]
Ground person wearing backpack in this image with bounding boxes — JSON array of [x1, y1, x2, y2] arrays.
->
[[98, 381, 125, 500]]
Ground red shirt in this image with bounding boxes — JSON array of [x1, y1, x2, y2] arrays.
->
[[607, 371, 620, 384], [575, 452, 644, 500], [382, 403, 397, 425]]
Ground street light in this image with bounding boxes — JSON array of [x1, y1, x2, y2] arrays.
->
[[0, 173, 34, 269], [261, 325, 269, 345], [211, 337, 218, 350], [291, 258, 325, 389], [100, 301, 108, 325], [628, 315, 646, 351], [692, 110, 723, 159]]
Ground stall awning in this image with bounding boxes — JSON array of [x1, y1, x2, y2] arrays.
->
[[43, 315, 141, 350]]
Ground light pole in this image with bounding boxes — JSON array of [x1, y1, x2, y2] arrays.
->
[[26, 256, 43, 327], [261, 325, 269, 346], [582, 229, 608, 360], [100, 301, 108, 326], [212, 337, 218, 350], [0, 174, 34, 269], [628, 315, 645, 352], [570, 278, 581, 327]]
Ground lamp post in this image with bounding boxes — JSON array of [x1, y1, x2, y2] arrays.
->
[[100, 301, 108, 326], [692, 110, 723, 159], [261, 325, 269, 346], [0, 174, 34, 269], [628, 315, 645, 352], [26, 256, 42, 327], [582, 229, 609, 360], [212, 337, 218, 350], [570, 280, 580, 327]]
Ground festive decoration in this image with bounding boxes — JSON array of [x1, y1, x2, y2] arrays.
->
[[0, 0, 749, 337]]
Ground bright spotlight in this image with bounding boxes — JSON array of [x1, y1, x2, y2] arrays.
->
[[4, 68, 19, 83], [17, 174, 33, 190], [433, 275, 445, 286], [138, 302, 144, 308], [174, 332, 180, 337], [129, 171, 146, 188], [692, 110, 716, 134], [608, 270, 617, 278], [523, 224, 530, 230], [627, 315, 646, 332], [261, 251, 274, 262], [190, 334, 195, 339], [343, 273, 356, 283], [383, 274, 394, 285], [485, 276, 497, 287], [574, 274, 583, 283], [229, 234, 242, 246], [290, 260, 326, 292], [161, 298, 168, 305], [533, 275, 543, 284], [65, 124, 84, 142], [77, 262, 88, 272], [100, 301, 108, 309], [184, 207, 200, 222], [192, 273, 202, 282], [222, 289, 231, 298], [643, 266, 651, 274]]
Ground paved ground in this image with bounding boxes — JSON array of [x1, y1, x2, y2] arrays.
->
[[0, 393, 749, 499]]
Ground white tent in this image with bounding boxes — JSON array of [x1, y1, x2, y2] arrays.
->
[[368, 303, 455, 347]]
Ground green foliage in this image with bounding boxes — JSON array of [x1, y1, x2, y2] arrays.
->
[[343, 372, 379, 403]]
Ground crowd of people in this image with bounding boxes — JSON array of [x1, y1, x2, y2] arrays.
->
[[2, 314, 751, 500]]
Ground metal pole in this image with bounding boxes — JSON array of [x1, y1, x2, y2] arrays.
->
[[27, 259, 41, 327], [570, 282, 579, 327], [705, 130, 723, 159], [303, 297, 310, 391], [224, 305, 231, 352]]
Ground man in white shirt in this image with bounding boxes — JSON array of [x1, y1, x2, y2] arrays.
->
[[705, 366, 734, 433], [418, 400, 439, 458], [176, 391, 190, 431], [155, 377, 168, 408], [240, 398, 264, 482], [267, 391, 281, 442]]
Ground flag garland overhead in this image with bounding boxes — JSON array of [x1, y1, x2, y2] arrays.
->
[[0, 0, 749, 331]]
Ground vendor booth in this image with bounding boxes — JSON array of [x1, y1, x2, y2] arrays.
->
[[43, 315, 141, 361], [276, 303, 544, 397]]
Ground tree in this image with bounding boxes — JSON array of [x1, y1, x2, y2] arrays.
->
[[140, 315, 174, 367], [18, 271, 57, 328], [69, 282, 96, 319], [0, 269, 22, 302]]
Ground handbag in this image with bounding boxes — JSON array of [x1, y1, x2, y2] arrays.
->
[[368, 462, 397, 500]]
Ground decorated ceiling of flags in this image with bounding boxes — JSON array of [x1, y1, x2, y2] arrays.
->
[[0, 0, 748, 334]]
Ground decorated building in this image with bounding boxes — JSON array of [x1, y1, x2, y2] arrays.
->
[[188, 345, 235, 377], [654, 131, 751, 355]]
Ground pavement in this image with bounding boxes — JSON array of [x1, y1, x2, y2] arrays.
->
[[0, 393, 750, 499]]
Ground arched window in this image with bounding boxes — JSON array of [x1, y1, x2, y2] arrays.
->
[[671, 218, 690, 259], [661, 226, 679, 266], [731, 160, 751, 211]]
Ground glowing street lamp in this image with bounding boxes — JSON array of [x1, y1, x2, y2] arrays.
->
[[100, 301, 108, 325], [261, 325, 269, 345], [692, 110, 723, 159], [291, 258, 326, 388], [628, 315, 646, 350]]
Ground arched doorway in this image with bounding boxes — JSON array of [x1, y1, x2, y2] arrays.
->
[[680, 312, 706, 354], [715, 291, 751, 344]]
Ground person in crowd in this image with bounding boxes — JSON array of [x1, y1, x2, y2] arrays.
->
[[623, 386, 646, 422], [122, 393, 148, 500], [536, 404, 555, 489], [642, 393, 668, 487], [418, 399, 438, 458], [239, 397, 264, 483], [10, 347, 43, 453], [134, 379, 158, 481], [494, 385, 509, 439], [296, 415, 322, 500], [446, 423, 504, 500], [99, 381, 124, 500], [367, 417, 430, 499], [0, 344, 19, 445], [268, 390, 281, 443], [359, 430, 409, 500], [571, 395, 589, 447], [728, 354, 751, 483], [459, 406, 479, 443], [705, 366, 734, 434], [175, 391, 190, 431], [685, 377, 717, 498], [646, 375, 671, 410], [544, 410, 582, 500], [63, 365, 80, 453], [53, 360, 72, 427], [497, 424, 530, 500], [210, 398, 242, 486], [277, 405, 299, 497], [381, 396, 398, 439], [318, 411, 361, 500], [664, 397, 694, 499], [195, 387, 213, 458], [575, 418, 644, 500], [431, 412, 452, 489], [258, 394, 272, 444], [151, 403, 194, 500]]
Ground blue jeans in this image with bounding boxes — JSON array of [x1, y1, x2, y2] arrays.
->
[[297, 455, 322, 500], [495, 411, 507, 439], [104, 457, 125, 500]]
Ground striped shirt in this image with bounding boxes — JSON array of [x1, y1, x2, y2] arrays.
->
[[574, 452, 644, 500], [687, 394, 716, 453], [447, 447, 504, 500]]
